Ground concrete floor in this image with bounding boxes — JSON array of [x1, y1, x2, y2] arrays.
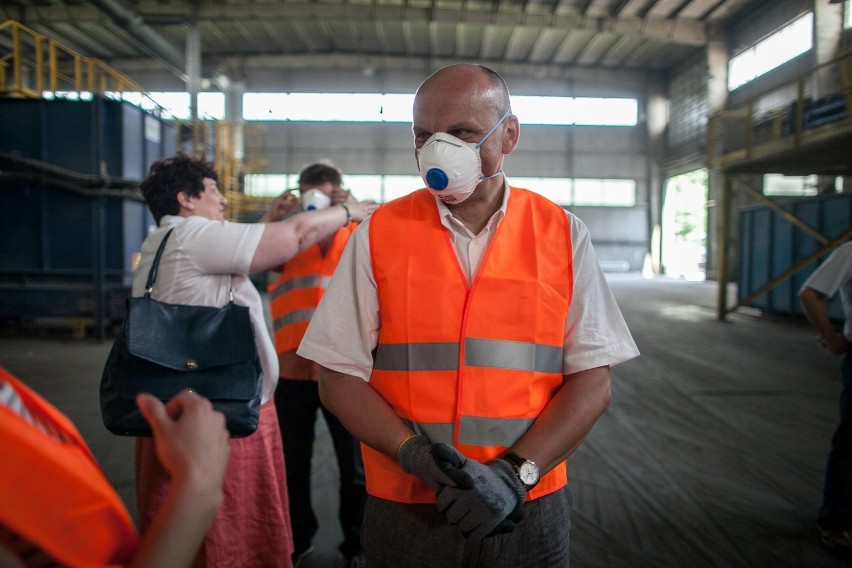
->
[[1, 274, 849, 567]]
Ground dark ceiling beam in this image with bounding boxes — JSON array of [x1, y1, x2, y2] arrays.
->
[[87, 0, 186, 79], [578, 0, 596, 17], [668, 0, 694, 19], [105, 51, 659, 88], [26, 3, 708, 46], [612, 0, 633, 17]]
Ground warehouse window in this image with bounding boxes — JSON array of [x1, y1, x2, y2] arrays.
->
[[245, 174, 634, 206], [511, 177, 572, 205], [573, 179, 636, 206], [728, 12, 813, 91], [142, 92, 225, 119], [510, 97, 637, 126], [97, 91, 226, 119], [242, 93, 637, 126], [763, 174, 822, 196]]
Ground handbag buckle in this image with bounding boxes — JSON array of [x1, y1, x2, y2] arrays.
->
[[185, 359, 199, 370]]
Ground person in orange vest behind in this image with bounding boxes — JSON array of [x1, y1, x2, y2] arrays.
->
[[0, 365, 230, 568], [297, 64, 640, 567], [263, 162, 368, 568]]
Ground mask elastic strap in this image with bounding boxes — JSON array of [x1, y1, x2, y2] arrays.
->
[[474, 110, 512, 149]]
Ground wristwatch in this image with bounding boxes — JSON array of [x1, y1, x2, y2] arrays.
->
[[501, 452, 540, 490]]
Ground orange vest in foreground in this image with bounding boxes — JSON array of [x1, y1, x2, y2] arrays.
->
[[268, 223, 357, 355], [367, 188, 573, 504], [0, 366, 139, 567]]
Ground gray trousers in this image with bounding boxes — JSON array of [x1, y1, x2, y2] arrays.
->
[[362, 486, 573, 567]]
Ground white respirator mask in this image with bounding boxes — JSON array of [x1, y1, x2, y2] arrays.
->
[[300, 188, 331, 211], [416, 110, 511, 205]]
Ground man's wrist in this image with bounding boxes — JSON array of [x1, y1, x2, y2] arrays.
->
[[396, 433, 417, 459], [818, 331, 845, 345]]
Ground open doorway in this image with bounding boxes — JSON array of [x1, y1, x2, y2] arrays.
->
[[662, 169, 708, 281]]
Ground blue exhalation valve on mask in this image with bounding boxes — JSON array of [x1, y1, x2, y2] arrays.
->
[[425, 168, 449, 191]]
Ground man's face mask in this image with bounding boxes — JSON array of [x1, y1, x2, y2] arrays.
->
[[416, 110, 511, 205]]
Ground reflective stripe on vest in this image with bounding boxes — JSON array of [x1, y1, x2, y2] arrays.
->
[[268, 224, 356, 354], [373, 338, 563, 373], [367, 187, 573, 504], [0, 367, 140, 566], [268, 274, 333, 301], [375, 337, 561, 447]]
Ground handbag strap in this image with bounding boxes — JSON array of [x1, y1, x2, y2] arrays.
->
[[143, 226, 235, 302], [143, 228, 174, 297]]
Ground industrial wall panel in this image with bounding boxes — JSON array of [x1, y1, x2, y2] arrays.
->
[[0, 180, 148, 324], [569, 127, 645, 152], [738, 193, 850, 319], [0, 98, 167, 181], [45, 100, 100, 175], [44, 188, 94, 270], [0, 182, 42, 270], [568, 206, 648, 271], [0, 100, 43, 162], [100, 101, 125, 177], [142, 115, 163, 175], [667, 56, 708, 150], [122, 200, 154, 287], [769, 210, 797, 314], [162, 121, 178, 160], [120, 103, 144, 180], [743, 208, 773, 310]]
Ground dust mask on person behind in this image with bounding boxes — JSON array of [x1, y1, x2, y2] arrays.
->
[[300, 188, 331, 210], [416, 110, 511, 205]]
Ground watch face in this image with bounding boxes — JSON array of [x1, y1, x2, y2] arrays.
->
[[519, 462, 539, 485]]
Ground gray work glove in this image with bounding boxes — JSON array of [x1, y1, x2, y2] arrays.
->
[[397, 434, 464, 491], [434, 455, 526, 541]]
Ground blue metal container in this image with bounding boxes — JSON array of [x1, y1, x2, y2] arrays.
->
[[0, 96, 174, 337], [738, 192, 851, 320]]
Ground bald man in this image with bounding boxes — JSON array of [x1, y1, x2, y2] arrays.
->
[[299, 63, 639, 567]]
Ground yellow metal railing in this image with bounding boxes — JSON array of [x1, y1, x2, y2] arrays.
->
[[173, 119, 271, 220], [707, 46, 852, 169], [0, 19, 161, 111], [0, 19, 272, 220]]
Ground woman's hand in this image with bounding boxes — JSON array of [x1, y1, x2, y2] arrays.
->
[[260, 191, 299, 223], [347, 200, 380, 223], [331, 187, 353, 206]]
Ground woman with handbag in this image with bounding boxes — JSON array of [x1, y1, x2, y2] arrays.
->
[[132, 153, 378, 568]]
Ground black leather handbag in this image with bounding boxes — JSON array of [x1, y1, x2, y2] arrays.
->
[[100, 228, 263, 437]]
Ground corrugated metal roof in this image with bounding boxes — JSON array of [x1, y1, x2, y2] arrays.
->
[[3, 0, 766, 81]]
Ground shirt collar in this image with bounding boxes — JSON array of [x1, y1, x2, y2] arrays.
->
[[434, 179, 511, 237]]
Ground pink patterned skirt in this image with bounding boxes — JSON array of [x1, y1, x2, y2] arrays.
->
[[135, 400, 294, 568]]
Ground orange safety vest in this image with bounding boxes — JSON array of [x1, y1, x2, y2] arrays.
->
[[367, 187, 573, 504], [0, 366, 139, 567], [267, 223, 357, 354]]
